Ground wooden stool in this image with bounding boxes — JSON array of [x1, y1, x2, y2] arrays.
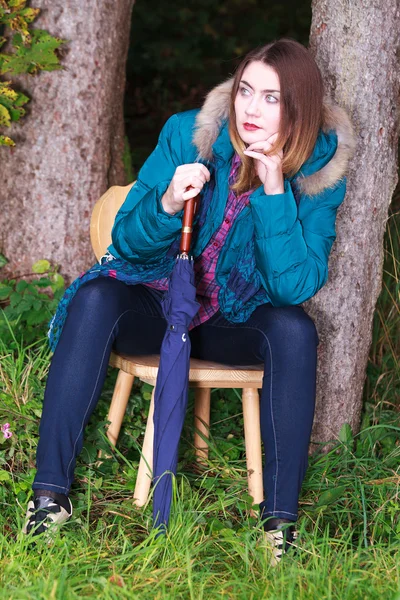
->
[[106, 352, 264, 516], [90, 184, 265, 516]]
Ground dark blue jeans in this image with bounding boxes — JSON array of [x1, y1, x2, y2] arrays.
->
[[33, 277, 319, 521]]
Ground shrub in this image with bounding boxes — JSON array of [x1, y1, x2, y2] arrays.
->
[[0, 256, 65, 347], [0, 0, 66, 146]]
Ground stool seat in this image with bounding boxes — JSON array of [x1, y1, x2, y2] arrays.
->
[[110, 352, 264, 387]]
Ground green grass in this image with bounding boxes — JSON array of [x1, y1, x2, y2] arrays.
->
[[0, 439, 399, 599], [0, 210, 399, 599]]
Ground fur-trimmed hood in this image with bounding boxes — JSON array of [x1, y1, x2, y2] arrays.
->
[[192, 78, 356, 196]]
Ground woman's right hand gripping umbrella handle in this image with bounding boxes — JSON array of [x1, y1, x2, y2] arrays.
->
[[162, 162, 210, 255]]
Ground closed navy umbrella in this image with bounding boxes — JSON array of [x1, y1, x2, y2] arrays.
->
[[152, 192, 201, 535]]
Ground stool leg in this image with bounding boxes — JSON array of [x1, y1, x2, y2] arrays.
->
[[194, 388, 211, 465], [106, 370, 135, 445], [242, 387, 264, 518], [97, 369, 134, 461], [133, 386, 155, 507]]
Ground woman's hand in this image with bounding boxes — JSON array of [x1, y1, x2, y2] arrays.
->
[[243, 133, 284, 195], [161, 163, 211, 215]]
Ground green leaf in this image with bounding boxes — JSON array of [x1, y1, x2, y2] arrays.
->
[[33, 299, 42, 311], [0, 103, 11, 127], [20, 7, 40, 24], [339, 422, 353, 444], [9, 0, 29, 8], [81, 442, 98, 464], [32, 260, 50, 274], [51, 273, 64, 290], [16, 298, 33, 312], [16, 280, 28, 292], [0, 284, 12, 300], [0, 29, 67, 75], [8, 105, 25, 121], [25, 309, 48, 326], [0, 470, 11, 482], [9, 292, 22, 307], [36, 278, 52, 287], [14, 90, 29, 107], [0, 134, 15, 146], [0, 254, 9, 269], [94, 477, 103, 490], [316, 485, 347, 507]]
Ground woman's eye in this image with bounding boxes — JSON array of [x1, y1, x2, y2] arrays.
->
[[239, 87, 278, 103]]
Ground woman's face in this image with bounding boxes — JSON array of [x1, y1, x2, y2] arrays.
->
[[234, 61, 281, 146]]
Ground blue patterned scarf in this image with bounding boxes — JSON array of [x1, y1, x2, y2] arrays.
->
[[47, 250, 178, 352]]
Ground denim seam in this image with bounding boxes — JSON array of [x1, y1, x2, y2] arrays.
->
[[204, 322, 280, 514], [263, 510, 298, 516], [32, 481, 69, 494], [65, 308, 136, 489], [264, 333, 279, 514]]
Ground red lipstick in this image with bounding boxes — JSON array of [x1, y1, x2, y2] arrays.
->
[[243, 122, 261, 131]]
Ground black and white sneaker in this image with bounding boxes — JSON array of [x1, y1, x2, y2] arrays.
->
[[262, 517, 299, 567], [22, 495, 72, 539]]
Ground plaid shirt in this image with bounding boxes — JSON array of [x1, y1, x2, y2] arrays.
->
[[144, 152, 255, 330]]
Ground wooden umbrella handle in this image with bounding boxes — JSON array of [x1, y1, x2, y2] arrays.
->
[[180, 186, 200, 255]]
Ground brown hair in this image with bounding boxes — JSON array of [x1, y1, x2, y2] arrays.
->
[[228, 38, 324, 194]]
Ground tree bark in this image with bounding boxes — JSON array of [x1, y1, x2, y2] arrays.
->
[[0, 0, 135, 282], [307, 1, 399, 452]]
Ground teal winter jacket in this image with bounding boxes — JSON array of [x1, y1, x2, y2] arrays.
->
[[108, 78, 355, 323]]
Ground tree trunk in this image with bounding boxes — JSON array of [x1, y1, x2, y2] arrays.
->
[[307, 1, 399, 452], [0, 0, 135, 282]]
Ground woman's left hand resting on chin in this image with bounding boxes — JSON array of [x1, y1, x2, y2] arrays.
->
[[243, 132, 285, 196]]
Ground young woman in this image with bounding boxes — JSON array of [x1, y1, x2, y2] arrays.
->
[[23, 38, 355, 565]]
